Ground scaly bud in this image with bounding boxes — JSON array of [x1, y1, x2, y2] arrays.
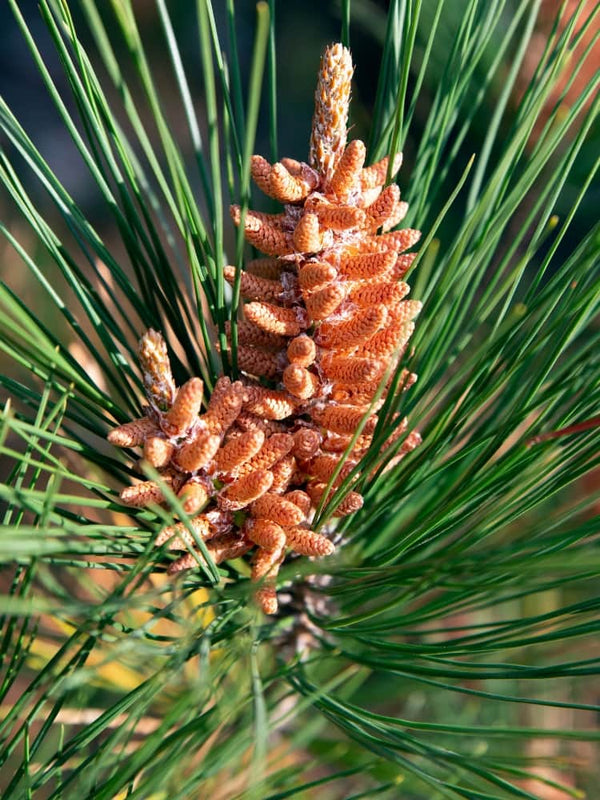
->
[[245, 518, 287, 552], [316, 305, 388, 350], [283, 490, 312, 517], [304, 453, 356, 485], [348, 280, 410, 308], [218, 468, 274, 511], [293, 212, 322, 254], [389, 253, 417, 280], [269, 162, 315, 203], [167, 533, 252, 573], [177, 480, 210, 516], [108, 417, 157, 448], [291, 428, 322, 460], [287, 335, 317, 367], [213, 428, 265, 475], [298, 261, 337, 292], [360, 152, 403, 189], [283, 364, 320, 399], [235, 433, 295, 477], [245, 258, 285, 280], [155, 514, 213, 550], [244, 302, 308, 337], [251, 493, 305, 527], [202, 379, 245, 435], [338, 249, 396, 279], [144, 435, 175, 469], [138, 329, 176, 411], [364, 183, 400, 231], [305, 284, 346, 321], [358, 320, 416, 358], [269, 455, 297, 494], [309, 199, 365, 230], [236, 345, 282, 379], [383, 200, 409, 232], [329, 139, 366, 200], [230, 205, 292, 256], [162, 378, 203, 437], [321, 354, 385, 383], [223, 265, 282, 304], [227, 320, 287, 351], [250, 154, 273, 194], [372, 227, 421, 253], [243, 386, 297, 420], [307, 482, 364, 517], [309, 42, 354, 181], [311, 404, 378, 435], [120, 480, 166, 508], [173, 430, 221, 473], [285, 526, 335, 557]]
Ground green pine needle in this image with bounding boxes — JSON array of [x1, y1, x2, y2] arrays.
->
[[1, 1, 598, 797]]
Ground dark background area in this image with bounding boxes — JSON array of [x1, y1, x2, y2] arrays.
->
[[2, 0, 597, 280]]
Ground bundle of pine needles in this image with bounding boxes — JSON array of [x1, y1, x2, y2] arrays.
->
[[0, 1, 598, 798]]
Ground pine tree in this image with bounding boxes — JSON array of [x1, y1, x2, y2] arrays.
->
[[0, 2, 598, 797]]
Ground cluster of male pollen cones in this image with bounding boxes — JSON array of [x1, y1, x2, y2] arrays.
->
[[108, 43, 422, 615]]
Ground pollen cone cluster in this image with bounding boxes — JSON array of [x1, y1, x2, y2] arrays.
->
[[108, 44, 422, 615]]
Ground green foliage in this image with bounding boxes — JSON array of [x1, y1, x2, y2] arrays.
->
[[0, 0, 599, 797]]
